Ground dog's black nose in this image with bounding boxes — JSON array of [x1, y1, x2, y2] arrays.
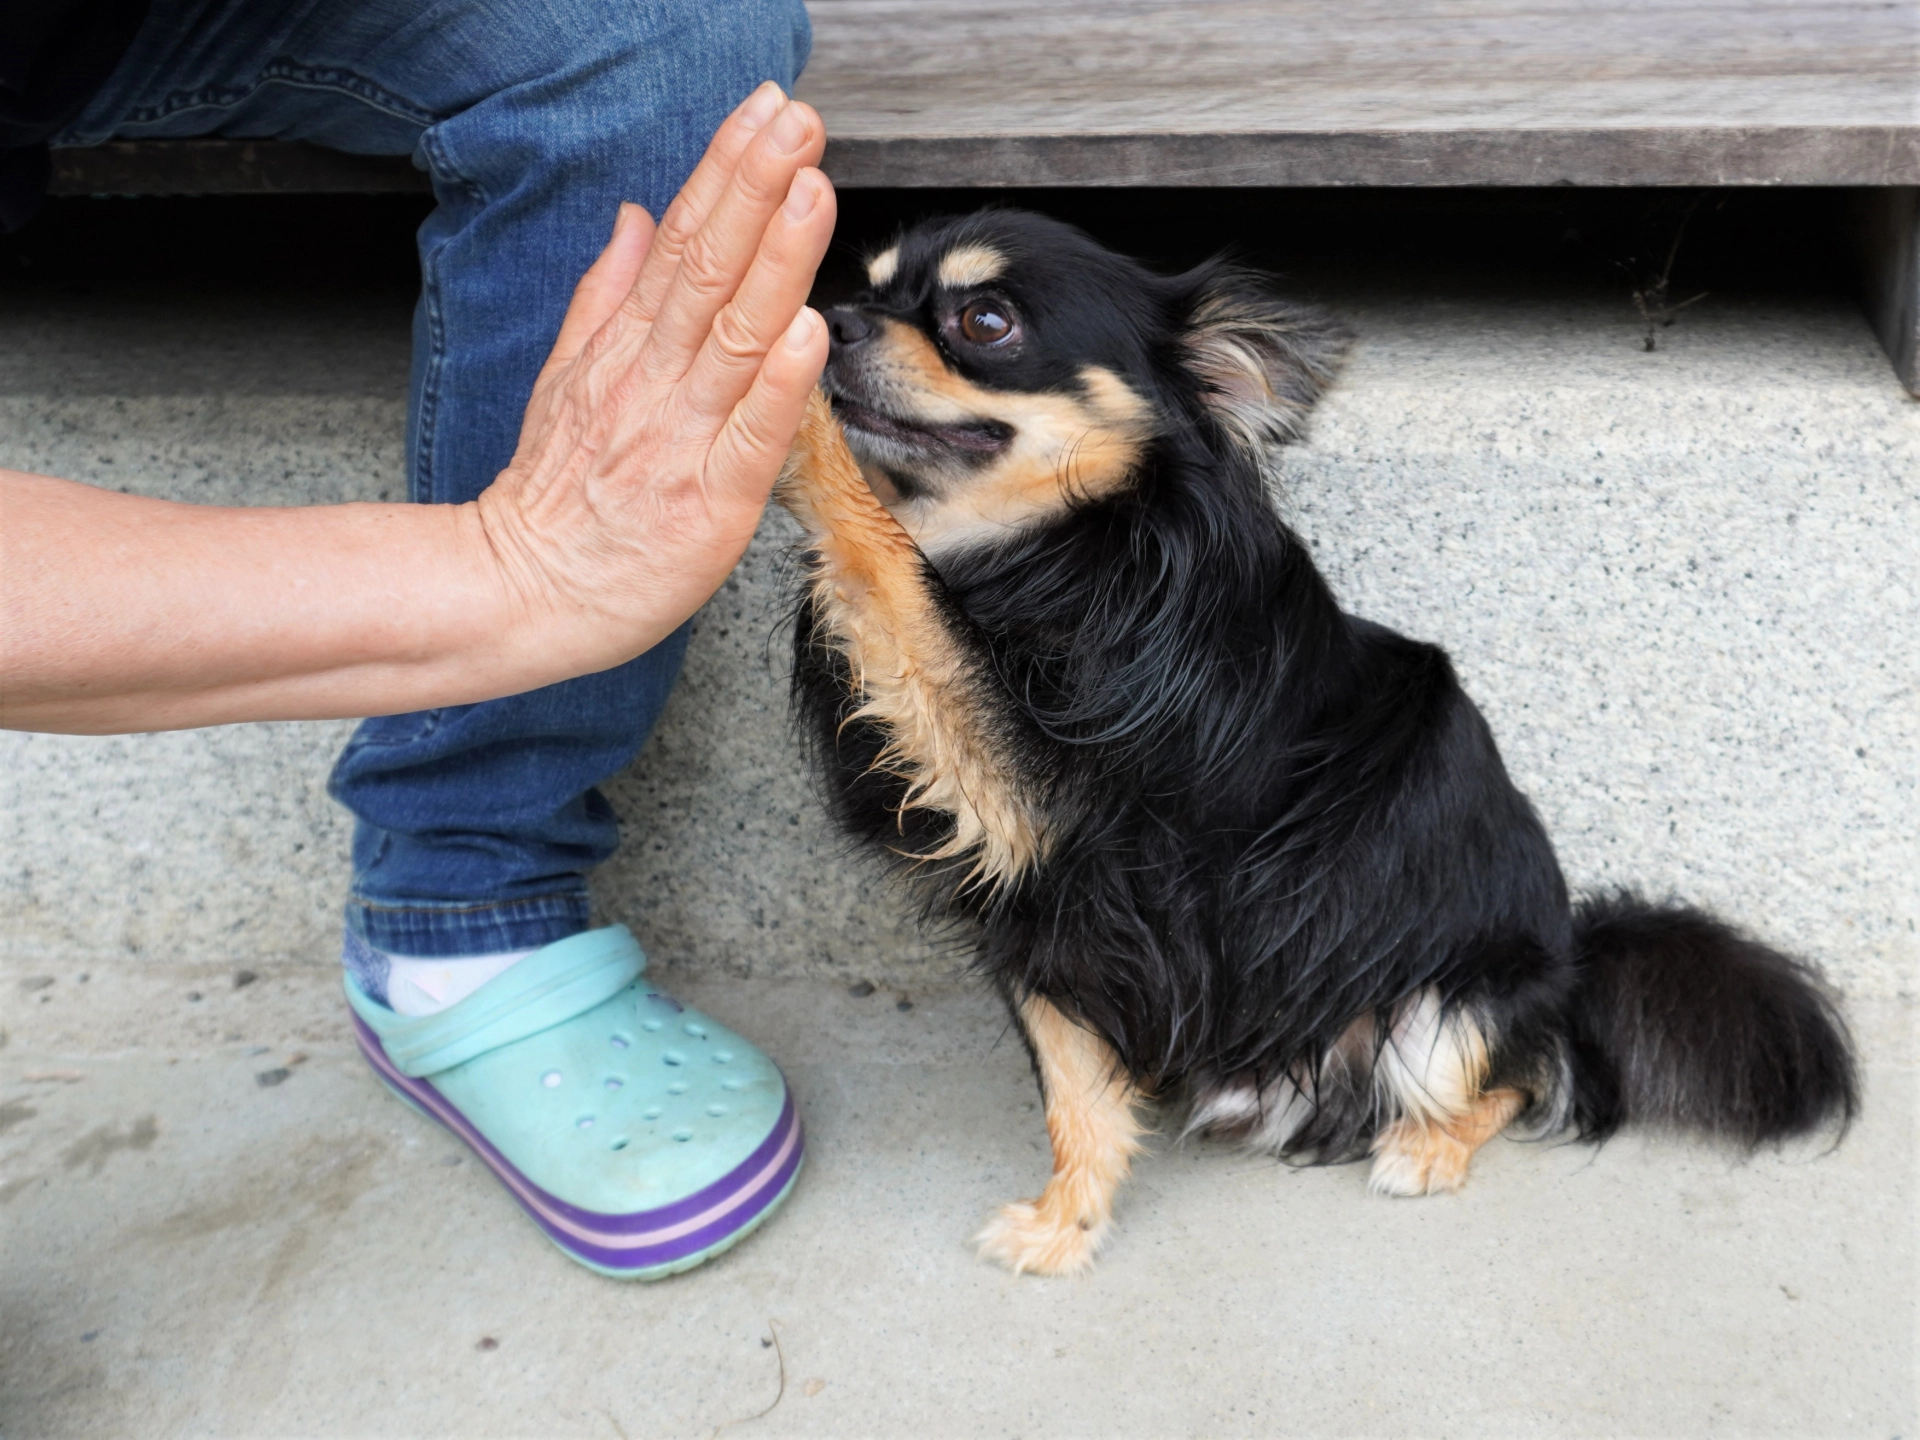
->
[[824, 307, 875, 351]]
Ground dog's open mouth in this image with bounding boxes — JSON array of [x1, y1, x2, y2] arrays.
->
[[829, 395, 1013, 459]]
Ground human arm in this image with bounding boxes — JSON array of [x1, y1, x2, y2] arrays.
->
[[0, 84, 834, 735]]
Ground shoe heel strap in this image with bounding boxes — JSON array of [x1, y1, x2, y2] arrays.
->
[[345, 925, 646, 1078]]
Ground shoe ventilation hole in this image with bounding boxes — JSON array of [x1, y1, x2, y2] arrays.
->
[[643, 1105, 663, 1120], [641, 1019, 664, 1033], [577, 1116, 595, 1130], [541, 1070, 563, 1088], [672, 1129, 693, 1142], [666, 1082, 688, 1096], [610, 1137, 629, 1151], [604, 1077, 624, 1091], [662, 1050, 685, 1066], [721, 1079, 744, 1091], [683, 1022, 707, 1039], [609, 1035, 630, 1050], [711, 1050, 733, 1064], [706, 1104, 728, 1117]]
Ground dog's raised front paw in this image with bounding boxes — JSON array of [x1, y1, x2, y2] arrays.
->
[[973, 1198, 1107, 1276]]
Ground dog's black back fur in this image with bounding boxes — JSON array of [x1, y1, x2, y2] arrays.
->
[[793, 210, 1856, 1156]]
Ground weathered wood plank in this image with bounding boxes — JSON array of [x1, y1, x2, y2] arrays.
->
[[800, 0, 1917, 133], [821, 128, 1920, 188], [799, 0, 1920, 186]]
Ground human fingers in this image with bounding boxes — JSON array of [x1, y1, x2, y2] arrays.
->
[[540, 203, 655, 378], [617, 82, 789, 335], [634, 100, 826, 386], [676, 168, 835, 424], [701, 306, 828, 514]]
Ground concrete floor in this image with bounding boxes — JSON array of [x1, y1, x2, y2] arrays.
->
[[2, 973, 1913, 1440]]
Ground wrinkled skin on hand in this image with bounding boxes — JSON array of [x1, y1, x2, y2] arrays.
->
[[477, 83, 837, 680]]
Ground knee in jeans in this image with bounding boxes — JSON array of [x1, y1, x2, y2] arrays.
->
[[504, 0, 811, 101]]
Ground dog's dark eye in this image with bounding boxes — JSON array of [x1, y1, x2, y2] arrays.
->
[[958, 300, 1015, 346]]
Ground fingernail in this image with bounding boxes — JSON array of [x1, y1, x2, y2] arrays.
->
[[738, 82, 784, 132], [612, 201, 641, 237], [768, 102, 811, 156], [783, 173, 819, 221], [783, 307, 821, 351]]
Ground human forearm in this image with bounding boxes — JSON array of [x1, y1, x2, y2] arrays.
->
[[0, 470, 591, 733]]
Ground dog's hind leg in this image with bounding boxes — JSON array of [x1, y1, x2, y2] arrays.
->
[[976, 993, 1147, 1276], [1369, 1088, 1526, 1197], [1367, 989, 1524, 1197]]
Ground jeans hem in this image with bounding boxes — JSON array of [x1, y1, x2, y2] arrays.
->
[[345, 892, 591, 957]]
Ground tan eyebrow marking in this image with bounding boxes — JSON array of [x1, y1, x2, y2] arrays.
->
[[937, 244, 1006, 289], [865, 246, 900, 286]]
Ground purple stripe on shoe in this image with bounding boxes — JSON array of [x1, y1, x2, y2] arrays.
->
[[516, 1125, 804, 1272], [352, 1013, 802, 1268]]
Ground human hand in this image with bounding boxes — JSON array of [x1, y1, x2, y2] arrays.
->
[[474, 83, 836, 678], [0, 86, 834, 735]]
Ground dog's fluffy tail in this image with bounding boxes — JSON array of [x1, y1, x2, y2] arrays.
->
[[1564, 892, 1858, 1145]]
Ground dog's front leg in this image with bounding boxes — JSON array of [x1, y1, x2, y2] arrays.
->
[[775, 388, 906, 563], [977, 993, 1147, 1277], [778, 389, 1045, 882]]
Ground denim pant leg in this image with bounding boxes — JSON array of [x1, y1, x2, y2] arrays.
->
[[56, 0, 812, 957]]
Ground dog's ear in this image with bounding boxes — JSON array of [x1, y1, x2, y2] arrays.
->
[[1178, 268, 1352, 456]]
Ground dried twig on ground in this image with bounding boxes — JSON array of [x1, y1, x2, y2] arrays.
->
[[712, 1320, 787, 1437]]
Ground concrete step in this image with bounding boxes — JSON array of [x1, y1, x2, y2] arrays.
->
[[2, 274, 1916, 1438], [2, 280, 1914, 1000]]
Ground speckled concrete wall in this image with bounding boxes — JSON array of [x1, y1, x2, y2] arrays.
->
[[3, 284, 1914, 997]]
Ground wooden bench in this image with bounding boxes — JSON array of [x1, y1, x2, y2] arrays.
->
[[47, 0, 1920, 390]]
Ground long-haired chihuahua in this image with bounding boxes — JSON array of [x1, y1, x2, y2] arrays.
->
[[775, 210, 1856, 1277]]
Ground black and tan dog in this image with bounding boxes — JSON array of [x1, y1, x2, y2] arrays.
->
[[775, 210, 1856, 1277]]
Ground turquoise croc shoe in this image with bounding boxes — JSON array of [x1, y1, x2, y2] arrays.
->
[[346, 925, 802, 1279]]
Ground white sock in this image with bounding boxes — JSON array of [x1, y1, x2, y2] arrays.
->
[[384, 948, 536, 1017]]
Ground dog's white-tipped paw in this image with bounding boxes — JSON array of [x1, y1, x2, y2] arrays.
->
[[1367, 1122, 1470, 1197], [974, 1199, 1106, 1276]]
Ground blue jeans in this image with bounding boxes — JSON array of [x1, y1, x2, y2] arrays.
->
[[56, 0, 812, 957]]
